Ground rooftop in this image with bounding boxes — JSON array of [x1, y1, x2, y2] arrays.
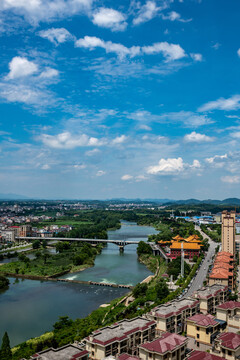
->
[[209, 268, 232, 279], [31, 344, 88, 360], [139, 332, 187, 354], [150, 298, 199, 318], [191, 284, 227, 300], [217, 332, 240, 350], [117, 354, 140, 360], [170, 242, 201, 250], [87, 317, 155, 345], [217, 301, 240, 310], [187, 350, 225, 360], [187, 314, 217, 327]]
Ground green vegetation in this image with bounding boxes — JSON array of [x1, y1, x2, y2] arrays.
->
[[137, 241, 152, 257], [0, 275, 10, 290], [200, 224, 221, 242], [0, 243, 103, 277], [1, 332, 12, 359]]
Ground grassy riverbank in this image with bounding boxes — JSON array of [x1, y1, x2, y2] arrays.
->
[[0, 243, 103, 278]]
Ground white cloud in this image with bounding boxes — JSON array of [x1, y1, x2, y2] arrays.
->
[[38, 27, 73, 45], [184, 131, 214, 143], [39, 68, 59, 78], [153, 111, 213, 127], [198, 95, 240, 112], [96, 170, 106, 176], [40, 131, 104, 149], [205, 154, 228, 164], [0, 0, 92, 24], [221, 176, 240, 184], [237, 49, 240, 57], [111, 135, 127, 145], [41, 164, 50, 170], [75, 36, 186, 61], [147, 157, 200, 175], [135, 174, 148, 182], [142, 42, 186, 61], [7, 56, 38, 79], [162, 11, 191, 22], [138, 124, 152, 131], [133, 1, 160, 25], [92, 8, 127, 31], [85, 148, 100, 156], [230, 132, 240, 139], [190, 53, 203, 62], [121, 174, 133, 181]]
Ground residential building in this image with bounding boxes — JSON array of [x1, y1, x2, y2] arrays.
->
[[212, 332, 240, 360], [18, 224, 32, 237], [221, 211, 235, 256], [148, 298, 200, 334], [208, 252, 234, 290], [0, 228, 17, 242], [186, 350, 225, 360], [186, 314, 227, 351], [216, 301, 240, 331], [85, 317, 156, 360], [191, 285, 228, 314], [28, 344, 89, 360], [138, 332, 188, 360]]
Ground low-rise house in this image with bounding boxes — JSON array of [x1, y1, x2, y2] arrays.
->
[[85, 317, 156, 360], [148, 298, 199, 334], [186, 314, 227, 351], [216, 301, 240, 331], [191, 285, 228, 314], [212, 332, 240, 360], [138, 332, 188, 360], [186, 350, 225, 360], [28, 344, 89, 360]]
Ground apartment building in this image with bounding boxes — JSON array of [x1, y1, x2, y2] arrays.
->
[[191, 285, 228, 314], [216, 301, 240, 331], [85, 317, 156, 360], [18, 224, 32, 237], [28, 344, 89, 360], [186, 350, 225, 360], [208, 252, 234, 290], [138, 332, 188, 360], [148, 298, 200, 334], [186, 314, 227, 351], [212, 332, 240, 360], [221, 211, 236, 256]]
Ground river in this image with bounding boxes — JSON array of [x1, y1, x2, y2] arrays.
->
[[0, 222, 158, 347]]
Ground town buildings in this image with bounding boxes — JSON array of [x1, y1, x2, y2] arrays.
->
[[191, 284, 228, 314], [28, 344, 89, 360], [208, 252, 234, 290], [147, 298, 200, 334], [221, 211, 236, 256], [212, 332, 240, 360], [138, 332, 188, 360], [85, 317, 156, 360], [216, 301, 240, 331]]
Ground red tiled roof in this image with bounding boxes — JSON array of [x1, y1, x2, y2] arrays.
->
[[209, 268, 232, 279], [139, 332, 187, 354], [187, 314, 217, 327], [118, 354, 140, 360], [217, 301, 240, 310], [218, 332, 240, 350], [188, 350, 225, 360], [71, 350, 89, 359]]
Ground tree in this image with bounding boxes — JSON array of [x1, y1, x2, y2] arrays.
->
[[137, 241, 152, 257], [192, 255, 198, 263], [155, 279, 169, 301], [32, 240, 41, 249], [0, 275, 10, 290], [0, 332, 12, 359], [133, 283, 148, 298], [42, 239, 47, 248]]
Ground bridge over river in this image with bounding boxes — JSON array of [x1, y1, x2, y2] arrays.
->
[[16, 236, 140, 252]]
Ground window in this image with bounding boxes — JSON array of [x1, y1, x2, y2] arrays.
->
[[197, 334, 199, 339], [228, 351, 232, 356], [197, 342, 199, 347], [197, 327, 200, 331]]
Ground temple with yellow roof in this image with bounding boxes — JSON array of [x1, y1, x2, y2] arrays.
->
[[158, 234, 203, 260]]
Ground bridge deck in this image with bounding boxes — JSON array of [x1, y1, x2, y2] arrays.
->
[[15, 237, 139, 245]]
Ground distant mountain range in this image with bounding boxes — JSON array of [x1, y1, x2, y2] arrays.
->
[[0, 193, 30, 200]]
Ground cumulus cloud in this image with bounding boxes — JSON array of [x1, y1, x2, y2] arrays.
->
[[147, 157, 200, 175], [237, 49, 240, 57], [184, 131, 214, 143], [7, 56, 38, 79], [162, 11, 191, 22], [96, 170, 106, 176], [205, 154, 228, 164], [190, 53, 203, 62], [0, 0, 92, 24], [142, 42, 186, 61], [230, 131, 240, 139], [40, 132, 104, 149], [39, 68, 59, 78], [198, 95, 240, 112], [221, 175, 240, 184], [92, 8, 127, 31], [132, 1, 161, 25], [85, 148, 100, 156], [75, 36, 186, 61], [38, 27, 74, 45], [111, 135, 127, 145], [121, 174, 133, 181], [138, 124, 152, 131]]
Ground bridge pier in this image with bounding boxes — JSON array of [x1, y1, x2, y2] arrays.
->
[[119, 245, 125, 253]]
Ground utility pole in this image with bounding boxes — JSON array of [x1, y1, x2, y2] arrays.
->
[[181, 242, 184, 278]]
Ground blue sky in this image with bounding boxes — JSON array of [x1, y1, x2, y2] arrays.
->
[[1, 0, 240, 199]]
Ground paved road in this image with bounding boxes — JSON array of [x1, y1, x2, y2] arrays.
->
[[183, 225, 218, 297]]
